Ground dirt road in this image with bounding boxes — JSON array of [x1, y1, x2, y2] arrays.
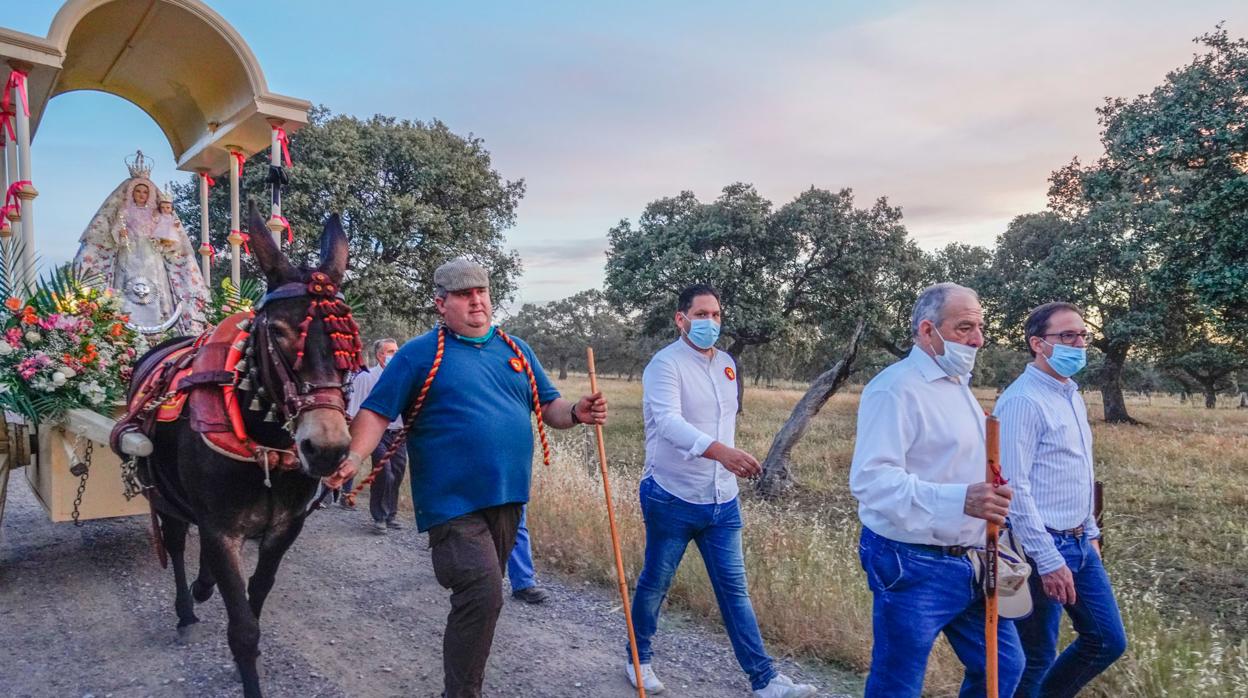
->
[[0, 479, 863, 697]]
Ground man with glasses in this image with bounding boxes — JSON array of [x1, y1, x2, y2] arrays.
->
[[994, 302, 1127, 697]]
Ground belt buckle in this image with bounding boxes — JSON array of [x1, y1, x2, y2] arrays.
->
[[947, 545, 967, 556]]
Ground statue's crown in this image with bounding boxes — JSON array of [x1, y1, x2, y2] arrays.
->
[[126, 150, 153, 178]]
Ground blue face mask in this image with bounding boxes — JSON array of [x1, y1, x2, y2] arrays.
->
[[1044, 341, 1087, 377], [680, 313, 721, 350]]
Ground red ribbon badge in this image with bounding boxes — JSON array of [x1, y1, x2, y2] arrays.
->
[[273, 126, 292, 167], [508, 357, 524, 373], [272, 215, 293, 244], [724, 366, 736, 381], [232, 151, 246, 178]]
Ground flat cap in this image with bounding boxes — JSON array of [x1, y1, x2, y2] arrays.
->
[[433, 257, 490, 293]]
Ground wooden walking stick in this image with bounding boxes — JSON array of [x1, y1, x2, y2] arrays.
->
[[587, 347, 647, 698], [985, 415, 1003, 698]]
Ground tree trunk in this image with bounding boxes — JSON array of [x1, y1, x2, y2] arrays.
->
[[1238, 391, 1247, 409], [1203, 388, 1217, 409], [1099, 344, 1135, 424], [558, 356, 569, 381], [756, 319, 866, 499]]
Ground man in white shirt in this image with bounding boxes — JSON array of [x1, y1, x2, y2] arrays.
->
[[626, 284, 816, 698], [995, 302, 1126, 697], [849, 282, 1023, 697], [346, 338, 406, 533]]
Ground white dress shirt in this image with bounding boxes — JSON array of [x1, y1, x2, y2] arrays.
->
[[348, 365, 403, 430], [994, 364, 1100, 574], [641, 339, 739, 504], [849, 346, 987, 546]]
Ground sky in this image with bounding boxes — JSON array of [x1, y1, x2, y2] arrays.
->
[[4, 1, 1244, 304]]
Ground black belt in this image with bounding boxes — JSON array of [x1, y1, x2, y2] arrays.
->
[[907, 542, 972, 557], [1047, 525, 1085, 538]]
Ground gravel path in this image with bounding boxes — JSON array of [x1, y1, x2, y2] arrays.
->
[[1, 478, 863, 697]]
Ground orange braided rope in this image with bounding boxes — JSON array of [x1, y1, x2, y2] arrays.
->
[[497, 329, 552, 467], [344, 326, 446, 506], [343, 325, 552, 506]]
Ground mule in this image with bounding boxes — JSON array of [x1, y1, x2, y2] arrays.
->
[[133, 203, 357, 698]]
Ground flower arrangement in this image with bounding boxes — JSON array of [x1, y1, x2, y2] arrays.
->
[[0, 266, 146, 423], [206, 276, 263, 326]]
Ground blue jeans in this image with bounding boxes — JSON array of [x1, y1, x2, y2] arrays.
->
[[507, 507, 536, 593], [859, 527, 1024, 698], [1014, 532, 1127, 698], [628, 478, 776, 691]]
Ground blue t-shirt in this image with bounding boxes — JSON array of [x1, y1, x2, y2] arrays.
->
[[361, 327, 560, 532]]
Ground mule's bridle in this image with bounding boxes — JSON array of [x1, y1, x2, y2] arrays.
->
[[249, 271, 364, 426]]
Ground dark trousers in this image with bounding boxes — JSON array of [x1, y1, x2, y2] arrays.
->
[[369, 430, 408, 523], [429, 503, 523, 698]]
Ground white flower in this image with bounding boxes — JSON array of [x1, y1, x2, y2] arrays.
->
[[0, 383, 9, 394], [0, 342, 12, 356], [60, 367, 77, 380], [52, 371, 67, 386], [25, 331, 41, 343]]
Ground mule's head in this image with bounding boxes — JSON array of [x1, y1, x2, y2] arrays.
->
[[245, 202, 357, 478]]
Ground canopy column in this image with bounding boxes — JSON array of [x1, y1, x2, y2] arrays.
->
[[197, 168, 212, 285], [227, 145, 242, 288], [9, 64, 36, 291]]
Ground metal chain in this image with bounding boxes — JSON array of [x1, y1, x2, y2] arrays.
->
[[70, 438, 92, 527], [120, 456, 150, 501]]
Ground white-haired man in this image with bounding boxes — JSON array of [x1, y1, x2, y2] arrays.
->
[[849, 282, 1023, 697]]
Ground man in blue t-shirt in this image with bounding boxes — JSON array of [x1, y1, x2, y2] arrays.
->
[[327, 257, 607, 698]]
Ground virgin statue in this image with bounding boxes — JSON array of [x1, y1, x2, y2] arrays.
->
[[73, 151, 209, 336]]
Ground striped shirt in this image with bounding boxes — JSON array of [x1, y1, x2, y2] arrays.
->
[[994, 364, 1101, 575]]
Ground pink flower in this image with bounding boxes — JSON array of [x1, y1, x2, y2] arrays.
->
[[5, 328, 21, 346]]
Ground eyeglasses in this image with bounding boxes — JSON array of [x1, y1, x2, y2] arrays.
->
[[1042, 331, 1092, 346]]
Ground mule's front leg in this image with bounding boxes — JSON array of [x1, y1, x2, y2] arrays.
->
[[248, 516, 306, 620], [159, 515, 200, 635], [201, 531, 264, 698]]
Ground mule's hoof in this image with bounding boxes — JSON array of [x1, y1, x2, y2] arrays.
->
[[175, 621, 204, 644], [191, 580, 215, 603]]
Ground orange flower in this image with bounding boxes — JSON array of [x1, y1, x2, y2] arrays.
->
[[109, 323, 124, 337], [20, 306, 37, 324], [4, 297, 21, 312]]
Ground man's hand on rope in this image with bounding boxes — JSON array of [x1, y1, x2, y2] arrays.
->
[[323, 451, 364, 490], [575, 391, 609, 425]]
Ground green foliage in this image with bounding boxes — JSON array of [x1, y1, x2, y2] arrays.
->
[[174, 106, 524, 331], [605, 184, 924, 359]]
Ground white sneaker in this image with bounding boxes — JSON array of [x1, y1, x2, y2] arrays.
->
[[753, 673, 818, 698], [625, 663, 666, 693]]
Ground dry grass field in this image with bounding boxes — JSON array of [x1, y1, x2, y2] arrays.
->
[[519, 374, 1248, 697]]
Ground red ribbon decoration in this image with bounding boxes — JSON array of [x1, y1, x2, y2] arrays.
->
[[236, 230, 251, 255], [232, 151, 246, 178], [2, 70, 29, 119], [0, 109, 13, 142], [199, 172, 215, 188], [200, 243, 216, 262], [273, 215, 293, 244], [2, 180, 32, 224], [273, 126, 292, 168]]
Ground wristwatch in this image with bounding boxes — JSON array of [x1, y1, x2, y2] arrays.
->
[[570, 402, 582, 425]]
